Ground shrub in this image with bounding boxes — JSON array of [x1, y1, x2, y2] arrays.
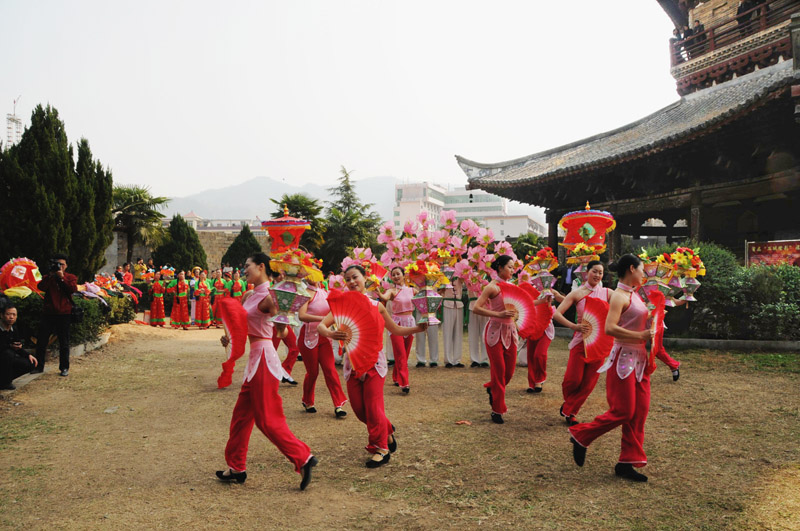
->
[[107, 295, 136, 324]]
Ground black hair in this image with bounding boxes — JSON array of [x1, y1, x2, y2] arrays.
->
[[608, 254, 641, 278], [586, 260, 604, 272], [390, 265, 404, 275], [52, 253, 68, 262], [344, 264, 366, 276], [2, 302, 15, 313], [491, 254, 514, 272]]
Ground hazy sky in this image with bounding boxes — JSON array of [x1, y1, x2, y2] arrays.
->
[[2, 1, 677, 199]]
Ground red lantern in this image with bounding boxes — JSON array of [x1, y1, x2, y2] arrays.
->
[[261, 205, 311, 254], [558, 202, 616, 253]]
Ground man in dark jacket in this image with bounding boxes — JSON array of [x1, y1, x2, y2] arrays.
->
[[0, 304, 37, 390], [34, 253, 77, 376]]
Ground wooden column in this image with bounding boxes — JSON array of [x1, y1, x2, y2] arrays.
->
[[690, 191, 704, 241], [546, 209, 560, 251]]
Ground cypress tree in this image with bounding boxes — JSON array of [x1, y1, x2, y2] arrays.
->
[[221, 225, 262, 269], [152, 215, 208, 273]]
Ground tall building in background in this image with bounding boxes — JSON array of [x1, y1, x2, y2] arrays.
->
[[393, 181, 545, 240]]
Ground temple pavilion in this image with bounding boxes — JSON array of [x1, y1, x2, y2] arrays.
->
[[458, 0, 800, 259]]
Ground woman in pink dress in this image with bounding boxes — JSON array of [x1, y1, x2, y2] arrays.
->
[[379, 266, 417, 394], [297, 278, 348, 416], [569, 254, 655, 482], [216, 253, 317, 489]]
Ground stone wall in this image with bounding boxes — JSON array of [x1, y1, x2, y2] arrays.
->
[[99, 232, 152, 274], [197, 232, 271, 270]]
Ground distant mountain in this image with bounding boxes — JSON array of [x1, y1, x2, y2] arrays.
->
[[164, 176, 400, 222]]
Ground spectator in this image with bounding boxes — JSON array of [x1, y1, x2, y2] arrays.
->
[[114, 265, 124, 282], [34, 253, 77, 377], [133, 258, 147, 281], [122, 263, 133, 285], [0, 304, 38, 390], [146, 258, 155, 271]]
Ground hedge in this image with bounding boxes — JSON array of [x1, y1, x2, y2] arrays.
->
[[9, 293, 136, 348]]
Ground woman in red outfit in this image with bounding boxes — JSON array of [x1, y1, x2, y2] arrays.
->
[[230, 269, 247, 303], [379, 266, 417, 394], [472, 255, 521, 425], [194, 271, 212, 329], [212, 270, 229, 328], [167, 271, 190, 330], [318, 265, 426, 468], [569, 254, 655, 482], [552, 261, 612, 425], [297, 278, 348, 416], [216, 253, 317, 489], [524, 290, 563, 393], [149, 272, 167, 327]]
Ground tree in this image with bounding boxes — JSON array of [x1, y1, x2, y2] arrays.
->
[[221, 225, 262, 269], [112, 185, 169, 264], [152, 215, 208, 273], [327, 166, 364, 213], [269, 193, 326, 254], [510, 232, 547, 261]]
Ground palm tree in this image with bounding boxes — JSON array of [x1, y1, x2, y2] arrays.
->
[[112, 185, 170, 264], [270, 193, 327, 254]]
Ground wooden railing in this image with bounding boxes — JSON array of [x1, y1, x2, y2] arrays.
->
[[670, 0, 800, 66]]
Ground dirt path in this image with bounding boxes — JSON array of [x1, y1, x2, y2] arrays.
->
[[1, 324, 799, 529]]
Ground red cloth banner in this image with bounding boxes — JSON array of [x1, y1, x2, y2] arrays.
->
[[746, 240, 800, 267]]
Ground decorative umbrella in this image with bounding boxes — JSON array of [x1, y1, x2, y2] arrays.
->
[[327, 291, 384, 377], [582, 297, 614, 362], [559, 202, 616, 253], [261, 204, 312, 254]]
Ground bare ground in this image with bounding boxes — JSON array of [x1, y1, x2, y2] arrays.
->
[[1, 323, 799, 530]]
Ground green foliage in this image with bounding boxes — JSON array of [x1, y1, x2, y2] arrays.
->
[[152, 215, 208, 273], [270, 193, 326, 254], [9, 293, 133, 347], [0, 105, 114, 282], [221, 225, 262, 269], [510, 232, 546, 260], [112, 184, 169, 264]]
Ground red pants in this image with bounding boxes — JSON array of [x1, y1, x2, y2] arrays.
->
[[298, 326, 347, 408], [569, 367, 651, 467], [273, 327, 301, 374], [150, 298, 165, 325], [526, 335, 551, 387], [561, 343, 603, 417], [655, 342, 680, 371], [224, 360, 312, 473], [390, 333, 413, 388], [347, 369, 394, 453], [483, 334, 517, 415]]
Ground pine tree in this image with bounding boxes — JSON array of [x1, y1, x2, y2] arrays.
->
[[221, 225, 262, 269], [152, 215, 208, 272]]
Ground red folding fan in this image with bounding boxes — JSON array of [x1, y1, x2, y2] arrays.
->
[[647, 290, 666, 372], [327, 290, 384, 377], [498, 282, 538, 339], [216, 297, 249, 388], [582, 296, 614, 362], [518, 282, 553, 340]]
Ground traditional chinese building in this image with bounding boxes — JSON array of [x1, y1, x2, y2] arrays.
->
[[458, 1, 800, 259]]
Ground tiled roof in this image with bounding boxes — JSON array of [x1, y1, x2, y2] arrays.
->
[[458, 60, 799, 187]]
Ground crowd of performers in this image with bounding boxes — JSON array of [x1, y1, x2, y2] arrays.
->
[[207, 243, 686, 490]]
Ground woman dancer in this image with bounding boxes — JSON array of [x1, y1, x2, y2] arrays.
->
[[379, 266, 416, 394], [297, 278, 348, 417], [318, 264, 426, 467], [230, 269, 247, 304], [552, 261, 612, 425], [525, 290, 564, 393], [472, 255, 521, 424], [194, 271, 212, 329], [167, 271, 190, 330], [149, 271, 167, 327], [216, 253, 317, 489], [654, 297, 685, 381], [569, 254, 654, 482]]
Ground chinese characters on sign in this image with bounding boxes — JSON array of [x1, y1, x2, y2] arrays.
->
[[746, 240, 800, 266]]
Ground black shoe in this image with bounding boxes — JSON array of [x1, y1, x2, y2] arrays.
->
[[672, 369, 680, 382], [59, 369, 69, 377], [366, 452, 390, 468], [570, 437, 586, 467], [300, 456, 318, 490], [388, 432, 397, 453], [532, 386, 543, 393], [429, 362, 437, 368], [416, 362, 426, 368], [1, 383, 15, 390], [216, 469, 247, 483], [387, 360, 395, 366], [480, 362, 489, 368], [615, 463, 648, 482], [303, 403, 317, 413], [401, 387, 410, 394], [30, 368, 44, 374], [455, 363, 465, 368], [470, 362, 480, 368], [393, 382, 399, 387], [559, 404, 567, 418], [334, 407, 347, 418], [566, 415, 579, 426], [282, 376, 298, 385], [486, 387, 493, 406], [526, 387, 535, 394], [445, 363, 454, 368], [491, 412, 504, 424], [296, 354, 303, 362]]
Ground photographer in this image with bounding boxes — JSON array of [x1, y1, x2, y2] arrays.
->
[[34, 253, 77, 376], [1, 304, 38, 390]]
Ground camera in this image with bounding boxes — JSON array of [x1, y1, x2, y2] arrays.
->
[[49, 259, 63, 273]]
